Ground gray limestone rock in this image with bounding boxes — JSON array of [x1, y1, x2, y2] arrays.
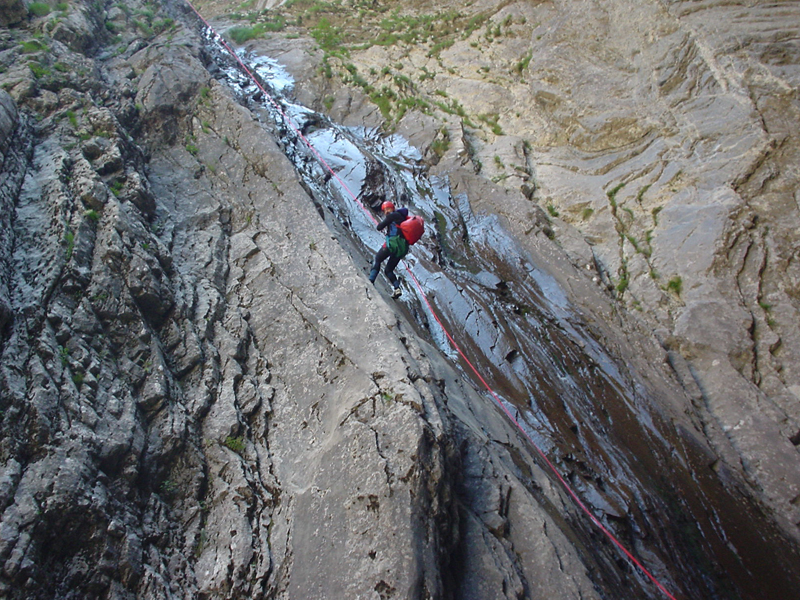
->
[[2, 0, 800, 599]]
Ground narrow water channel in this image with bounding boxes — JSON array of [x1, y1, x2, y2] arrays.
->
[[202, 27, 800, 600]]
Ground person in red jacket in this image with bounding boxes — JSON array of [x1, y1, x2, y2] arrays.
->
[[369, 201, 409, 298]]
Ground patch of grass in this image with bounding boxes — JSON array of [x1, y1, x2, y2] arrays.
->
[[160, 479, 178, 496], [546, 203, 559, 218], [429, 37, 455, 57], [478, 112, 503, 135], [186, 142, 199, 156], [84, 209, 100, 222], [431, 127, 450, 157], [369, 87, 395, 121], [514, 51, 532, 75], [228, 25, 258, 44], [616, 274, 629, 294], [28, 62, 51, 79], [21, 39, 48, 53], [652, 205, 663, 226], [59, 345, 69, 367], [311, 17, 345, 55], [29, 2, 52, 17], [224, 435, 246, 453], [66, 110, 78, 128], [582, 207, 594, 220], [666, 275, 682, 296], [133, 19, 153, 37], [64, 230, 75, 260], [606, 182, 625, 209]]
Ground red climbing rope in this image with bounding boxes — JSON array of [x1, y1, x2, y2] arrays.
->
[[181, 3, 679, 599]]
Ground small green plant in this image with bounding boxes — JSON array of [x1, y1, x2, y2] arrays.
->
[[29, 2, 52, 17], [582, 207, 594, 220], [224, 436, 246, 453], [28, 62, 51, 79], [311, 17, 344, 54], [64, 230, 75, 260], [546, 203, 559, 218], [110, 180, 124, 196], [652, 205, 663, 226], [478, 112, 503, 135], [58, 345, 69, 367], [607, 182, 625, 209], [431, 127, 450, 157], [666, 275, 682, 296], [84, 209, 100, 222], [72, 372, 84, 386], [186, 142, 199, 156], [625, 234, 640, 252], [616, 275, 629, 294], [514, 52, 532, 75], [160, 479, 178, 496], [21, 39, 48, 53], [759, 301, 772, 311]]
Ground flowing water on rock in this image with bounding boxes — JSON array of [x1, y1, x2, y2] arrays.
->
[[204, 30, 800, 600]]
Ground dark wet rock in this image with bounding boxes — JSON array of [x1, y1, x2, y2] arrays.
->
[[0, 0, 25, 28], [49, 4, 103, 53]]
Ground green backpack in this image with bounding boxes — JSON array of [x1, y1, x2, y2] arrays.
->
[[387, 234, 409, 258]]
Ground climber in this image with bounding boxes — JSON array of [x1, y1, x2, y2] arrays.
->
[[369, 200, 410, 299]]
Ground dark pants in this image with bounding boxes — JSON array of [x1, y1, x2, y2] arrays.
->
[[370, 245, 401, 288]]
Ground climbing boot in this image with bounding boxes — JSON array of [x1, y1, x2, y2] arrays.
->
[[391, 287, 402, 299]]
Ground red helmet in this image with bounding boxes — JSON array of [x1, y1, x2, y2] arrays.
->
[[381, 201, 395, 212]]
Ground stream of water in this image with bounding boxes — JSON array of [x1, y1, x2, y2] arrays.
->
[[202, 29, 800, 600]]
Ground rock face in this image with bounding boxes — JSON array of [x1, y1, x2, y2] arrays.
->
[[0, 1, 799, 600]]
